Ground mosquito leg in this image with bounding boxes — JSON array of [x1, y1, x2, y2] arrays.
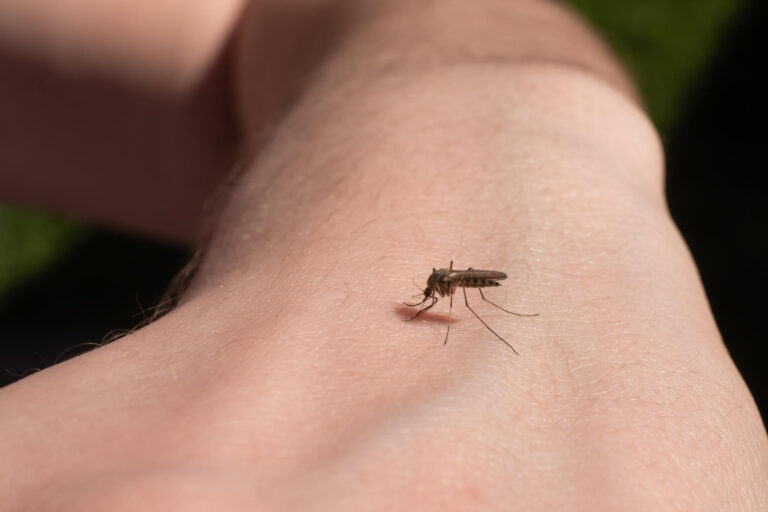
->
[[444, 292, 454, 345], [463, 287, 519, 355], [406, 297, 438, 321], [478, 288, 538, 317], [403, 295, 430, 307]]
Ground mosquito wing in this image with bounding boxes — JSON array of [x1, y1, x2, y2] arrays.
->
[[447, 269, 507, 282]]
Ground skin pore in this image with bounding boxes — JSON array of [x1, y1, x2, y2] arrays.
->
[[0, 0, 766, 510]]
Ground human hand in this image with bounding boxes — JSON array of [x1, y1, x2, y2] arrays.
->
[[1, 1, 766, 510]]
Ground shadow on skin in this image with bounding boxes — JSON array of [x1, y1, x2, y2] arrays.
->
[[394, 305, 461, 323]]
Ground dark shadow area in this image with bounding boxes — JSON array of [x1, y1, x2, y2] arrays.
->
[[0, 232, 189, 387], [666, 0, 768, 424]]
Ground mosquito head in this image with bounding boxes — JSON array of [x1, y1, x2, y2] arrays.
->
[[403, 284, 435, 307], [426, 267, 448, 288]]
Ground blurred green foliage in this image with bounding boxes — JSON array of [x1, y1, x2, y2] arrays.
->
[[0, 1, 747, 299], [0, 205, 85, 297], [568, 0, 743, 132]]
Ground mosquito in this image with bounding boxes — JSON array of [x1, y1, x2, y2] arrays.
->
[[403, 261, 537, 354]]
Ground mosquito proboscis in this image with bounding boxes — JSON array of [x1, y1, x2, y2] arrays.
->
[[403, 261, 537, 354]]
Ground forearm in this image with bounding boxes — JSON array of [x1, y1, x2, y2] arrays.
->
[[0, 0, 244, 92], [0, 0, 245, 241]]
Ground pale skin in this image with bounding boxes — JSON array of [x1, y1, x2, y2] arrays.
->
[[1, 0, 766, 510]]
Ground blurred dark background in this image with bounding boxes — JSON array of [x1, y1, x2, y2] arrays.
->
[[665, 2, 767, 422], [0, 1, 765, 423]]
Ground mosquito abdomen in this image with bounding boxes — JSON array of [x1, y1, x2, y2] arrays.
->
[[458, 279, 501, 288]]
